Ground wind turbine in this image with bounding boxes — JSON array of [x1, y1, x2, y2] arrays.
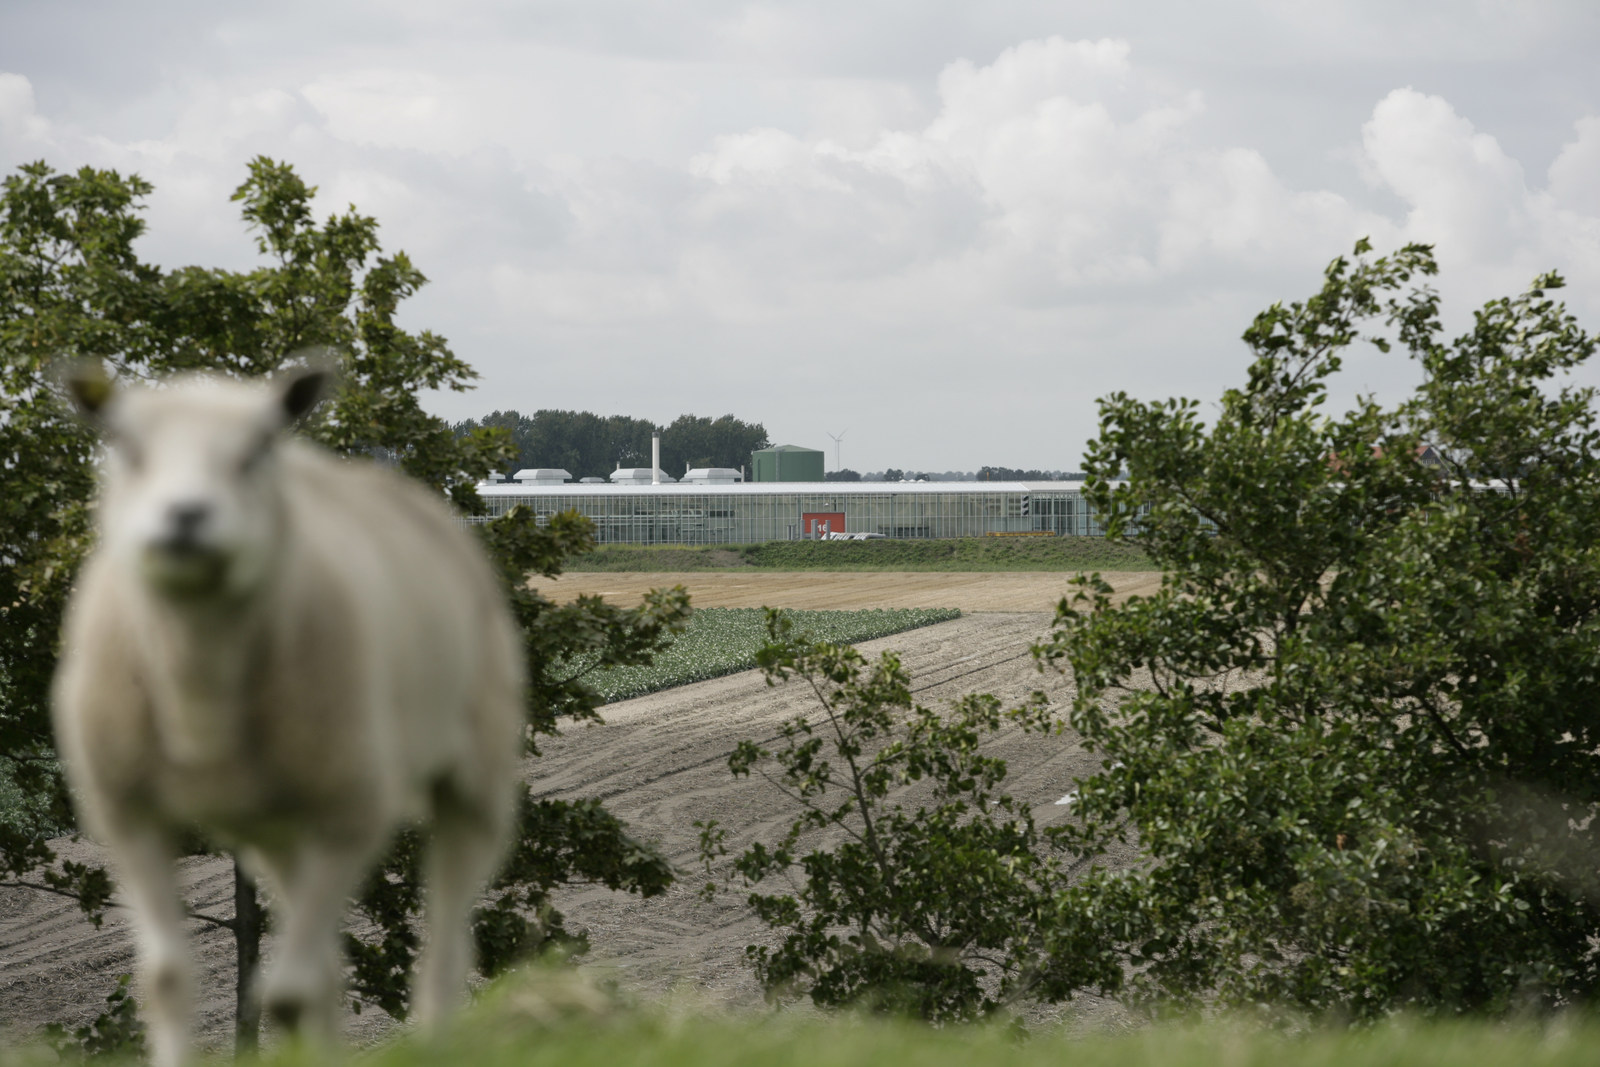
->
[[827, 429, 847, 473]]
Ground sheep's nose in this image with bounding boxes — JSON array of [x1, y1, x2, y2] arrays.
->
[[166, 502, 210, 544]]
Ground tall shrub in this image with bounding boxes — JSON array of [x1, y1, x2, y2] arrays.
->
[[1042, 240, 1600, 1018], [0, 159, 688, 1047]]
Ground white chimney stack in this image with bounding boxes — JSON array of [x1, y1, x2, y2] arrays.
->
[[652, 432, 660, 485]]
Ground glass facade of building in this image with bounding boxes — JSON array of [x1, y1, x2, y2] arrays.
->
[[469, 482, 1116, 544]]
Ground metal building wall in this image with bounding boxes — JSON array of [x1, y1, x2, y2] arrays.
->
[[473, 487, 1114, 544]]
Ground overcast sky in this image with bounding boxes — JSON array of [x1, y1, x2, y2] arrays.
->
[[3, 1, 1597, 472]]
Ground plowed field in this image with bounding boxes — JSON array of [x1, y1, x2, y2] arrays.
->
[[1, 574, 1158, 1049], [539, 569, 1162, 613]]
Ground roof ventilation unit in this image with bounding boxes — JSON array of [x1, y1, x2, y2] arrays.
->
[[682, 468, 743, 484], [610, 467, 676, 484], [512, 469, 572, 485]]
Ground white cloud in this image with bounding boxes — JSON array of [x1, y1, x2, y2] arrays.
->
[[1550, 116, 1600, 217], [2, 14, 1598, 470], [1360, 88, 1600, 298], [590, 36, 1385, 309], [0, 74, 52, 160], [1362, 88, 1532, 259]]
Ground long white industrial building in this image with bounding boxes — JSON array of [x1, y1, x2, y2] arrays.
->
[[471, 469, 1109, 544]]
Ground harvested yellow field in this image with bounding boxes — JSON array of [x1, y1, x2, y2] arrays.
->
[[538, 569, 1162, 613]]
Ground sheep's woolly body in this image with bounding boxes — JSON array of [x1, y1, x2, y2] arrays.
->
[[52, 376, 523, 1066]]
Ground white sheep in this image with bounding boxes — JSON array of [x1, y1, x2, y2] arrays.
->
[[52, 368, 524, 1066]]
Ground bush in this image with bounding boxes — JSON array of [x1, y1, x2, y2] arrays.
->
[[40, 975, 146, 1062], [697, 611, 1117, 1023], [1039, 240, 1600, 1018]]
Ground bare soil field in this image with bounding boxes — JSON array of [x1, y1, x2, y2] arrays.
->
[[540, 569, 1162, 613], [2, 592, 1148, 1049]]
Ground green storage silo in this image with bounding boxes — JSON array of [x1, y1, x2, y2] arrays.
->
[[752, 444, 825, 482]]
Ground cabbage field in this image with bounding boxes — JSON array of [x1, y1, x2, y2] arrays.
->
[[575, 606, 961, 703]]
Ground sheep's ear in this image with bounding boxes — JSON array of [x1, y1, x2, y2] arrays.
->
[[59, 361, 117, 421], [277, 366, 332, 424]]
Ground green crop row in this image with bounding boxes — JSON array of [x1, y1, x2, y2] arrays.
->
[[565, 536, 1153, 573], [570, 606, 962, 704]]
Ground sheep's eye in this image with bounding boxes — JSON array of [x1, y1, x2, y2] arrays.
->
[[238, 433, 274, 475]]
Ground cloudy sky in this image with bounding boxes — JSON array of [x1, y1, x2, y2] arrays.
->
[[3, 1, 1597, 472]]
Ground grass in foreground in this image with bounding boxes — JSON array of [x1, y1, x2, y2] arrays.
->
[[10, 961, 1600, 1067], [124, 966, 1600, 1067], [377, 1014, 1600, 1067], [566, 536, 1153, 573], [573, 606, 961, 703]]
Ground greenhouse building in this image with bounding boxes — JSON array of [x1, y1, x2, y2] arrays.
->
[[471, 473, 1111, 544]]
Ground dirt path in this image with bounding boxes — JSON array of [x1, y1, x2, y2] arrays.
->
[[540, 570, 1162, 613], [1, 612, 1135, 1049]]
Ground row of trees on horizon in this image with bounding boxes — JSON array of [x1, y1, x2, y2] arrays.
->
[[816, 467, 1089, 481], [453, 411, 1086, 483], [452, 410, 771, 480]]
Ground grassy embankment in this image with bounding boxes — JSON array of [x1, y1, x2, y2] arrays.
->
[[364, 1016, 1600, 1067], [566, 536, 1153, 572], [576, 606, 960, 703], [64, 966, 1585, 1067]]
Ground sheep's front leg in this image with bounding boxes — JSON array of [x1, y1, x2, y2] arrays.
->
[[256, 840, 376, 1045], [110, 826, 191, 1067]]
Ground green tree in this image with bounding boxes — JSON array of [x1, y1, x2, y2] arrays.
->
[[455, 409, 769, 480], [698, 612, 1114, 1023], [659, 413, 770, 475], [1, 164, 162, 921], [454, 409, 659, 479], [1039, 240, 1600, 1019], [977, 467, 1081, 482], [0, 159, 688, 1047]]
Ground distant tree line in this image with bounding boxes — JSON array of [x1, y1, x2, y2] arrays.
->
[[976, 466, 1086, 481], [453, 410, 770, 480], [447, 416, 1087, 484], [834, 469, 1088, 482]]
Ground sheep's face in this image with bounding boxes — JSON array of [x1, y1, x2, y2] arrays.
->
[[81, 373, 327, 601]]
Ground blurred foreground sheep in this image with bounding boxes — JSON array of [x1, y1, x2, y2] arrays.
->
[[52, 368, 523, 1067]]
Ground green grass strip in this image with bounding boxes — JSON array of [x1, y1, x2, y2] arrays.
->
[[574, 606, 961, 704], [566, 536, 1152, 573], [338, 972, 1600, 1067]]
